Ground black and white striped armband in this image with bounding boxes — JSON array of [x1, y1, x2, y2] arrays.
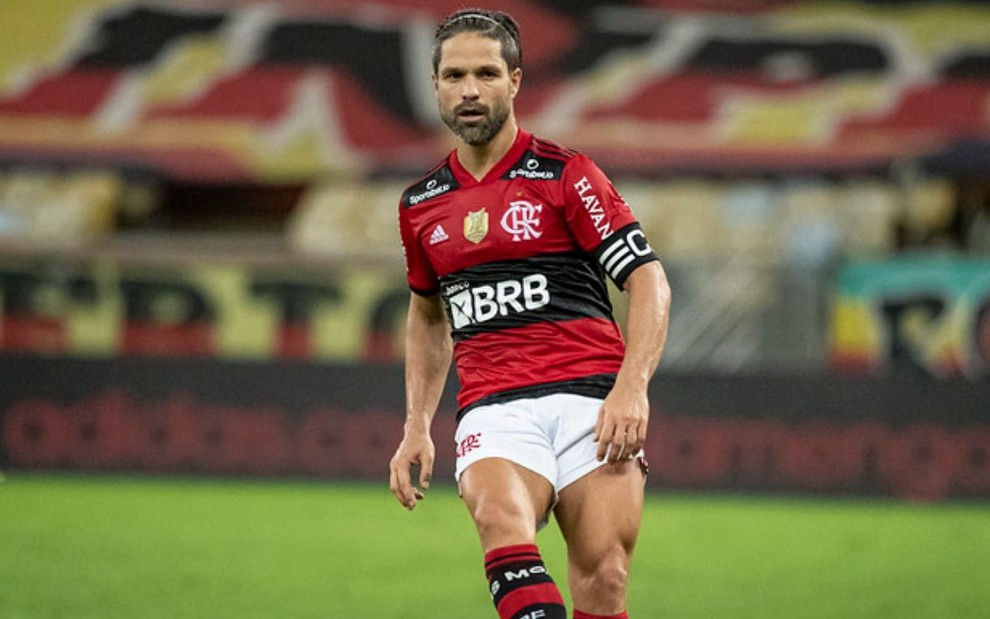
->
[[592, 222, 659, 289]]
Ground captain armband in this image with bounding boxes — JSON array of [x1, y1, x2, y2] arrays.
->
[[593, 223, 658, 289]]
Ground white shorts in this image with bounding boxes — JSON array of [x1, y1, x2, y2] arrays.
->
[[454, 392, 613, 493]]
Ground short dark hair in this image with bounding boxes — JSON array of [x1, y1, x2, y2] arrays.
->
[[432, 8, 522, 74]]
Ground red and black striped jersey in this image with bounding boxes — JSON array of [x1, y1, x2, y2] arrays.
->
[[398, 129, 658, 414]]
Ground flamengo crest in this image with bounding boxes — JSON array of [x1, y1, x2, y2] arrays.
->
[[501, 200, 543, 241], [464, 208, 489, 244]]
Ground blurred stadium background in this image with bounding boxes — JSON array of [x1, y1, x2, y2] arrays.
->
[[1, 0, 989, 617]]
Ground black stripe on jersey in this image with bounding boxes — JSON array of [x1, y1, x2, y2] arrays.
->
[[438, 252, 612, 342], [501, 150, 566, 181], [410, 283, 439, 297], [401, 163, 460, 207], [457, 374, 616, 421], [593, 222, 659, 289], [532, 137, 577, 159]]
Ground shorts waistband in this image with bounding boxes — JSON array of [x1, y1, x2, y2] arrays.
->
[[456, 374, 616, 422]]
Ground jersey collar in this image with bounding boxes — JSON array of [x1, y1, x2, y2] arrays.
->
[[448, 128, 531, 187]]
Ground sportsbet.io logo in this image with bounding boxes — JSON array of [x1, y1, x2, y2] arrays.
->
[[408, 179, 451, 205], [508, 156, 555, 180], [445, 274, 550, 329]]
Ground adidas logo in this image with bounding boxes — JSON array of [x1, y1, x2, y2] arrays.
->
[[429, 224, 450, 246]]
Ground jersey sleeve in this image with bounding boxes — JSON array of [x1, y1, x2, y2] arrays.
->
[[561, 155, 659, 289], [398, 204, 439, 296]]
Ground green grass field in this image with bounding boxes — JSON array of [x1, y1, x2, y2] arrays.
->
[[0, 473, 987, 618]]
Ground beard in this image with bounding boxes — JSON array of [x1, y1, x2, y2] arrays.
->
[[440, 99, 511, 146]]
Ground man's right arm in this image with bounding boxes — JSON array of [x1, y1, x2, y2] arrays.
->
[[388, 292, 452, 511]]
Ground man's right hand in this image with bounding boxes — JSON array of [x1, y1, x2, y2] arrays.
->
[[389, 430, 435, 511]]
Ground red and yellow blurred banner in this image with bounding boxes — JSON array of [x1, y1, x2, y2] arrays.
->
[[0, 258, 409, 361], [1, 1, 989, 181]]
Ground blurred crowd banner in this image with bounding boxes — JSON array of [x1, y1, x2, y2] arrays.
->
[[830, 257, 990, 378], [7, 255, 990, 375], [1, 0, 989, 180], [0, 257, 408, 361], [1, 356, 987, 502]]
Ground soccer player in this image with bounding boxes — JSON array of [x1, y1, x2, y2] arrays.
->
[[388, 8, 671, 619]]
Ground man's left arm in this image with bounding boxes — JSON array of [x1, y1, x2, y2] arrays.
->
[[595, 260, 671, 463]]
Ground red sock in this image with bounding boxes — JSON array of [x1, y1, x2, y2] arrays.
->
[[573, 611, 629, 619], [485, 544, 566, 619]]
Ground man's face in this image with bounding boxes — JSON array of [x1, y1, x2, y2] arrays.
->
[[434, 32, 520, 146]]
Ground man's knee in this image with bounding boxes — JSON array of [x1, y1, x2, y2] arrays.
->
[[572, 547, 630, 599], [469, 499, 535, 545]]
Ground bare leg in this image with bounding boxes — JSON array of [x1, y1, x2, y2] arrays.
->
[[461, 458, 567, 618], [554, 459, 645, 615], [459, 457, 556, 551]]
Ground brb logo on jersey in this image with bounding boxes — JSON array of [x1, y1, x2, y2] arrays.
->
[[445, 274, 550, 329], [500, 200, 543, 242]]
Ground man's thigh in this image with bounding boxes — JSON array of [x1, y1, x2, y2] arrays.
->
[[459, 457, 556, 551], [554, 459, 646, 560]]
